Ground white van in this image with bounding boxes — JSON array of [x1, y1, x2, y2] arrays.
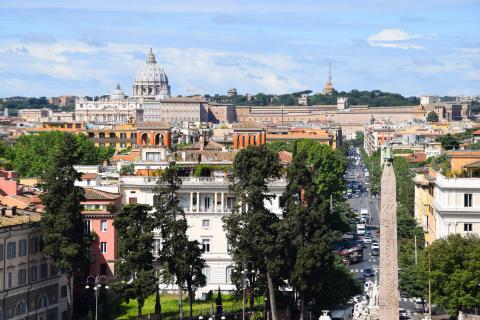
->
[[357, 224, 366, 236], [360, 209, 369, 220]]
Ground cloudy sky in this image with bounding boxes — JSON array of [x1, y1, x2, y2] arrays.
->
[[0, 0, 479, 97]]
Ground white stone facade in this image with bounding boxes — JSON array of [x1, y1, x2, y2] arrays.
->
[[432, 174, 480, 239], [119, 175, 287, 293], [142, 98, 209, 124]]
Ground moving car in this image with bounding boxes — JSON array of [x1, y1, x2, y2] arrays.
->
[[399, 308, 408, 319], [371, 241, 379, 250], [371, 248, 379, 256], [363, 236, 372, 244], [363, 267, 374, 277]]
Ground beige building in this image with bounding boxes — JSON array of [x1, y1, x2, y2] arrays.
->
[[18, 109, 50, 122], [0, 206, 69, 320], [364, 124, 396, 155], [142, 97, 209, 124]]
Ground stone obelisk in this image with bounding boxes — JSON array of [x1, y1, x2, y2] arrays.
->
[[379, 144, 399, 319]]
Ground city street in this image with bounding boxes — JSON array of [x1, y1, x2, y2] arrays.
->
[[346, 149, 422, 317]]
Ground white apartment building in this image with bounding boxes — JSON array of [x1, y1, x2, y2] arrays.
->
[[432, 173, 480, 238], [119, 174, 287, 294]]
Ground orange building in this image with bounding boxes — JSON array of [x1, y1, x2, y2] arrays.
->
[[233, 122, 266, 149]]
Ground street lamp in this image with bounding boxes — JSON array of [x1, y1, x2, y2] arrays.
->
[[241, 261, 255, 320], [85, 275, 109, 320]]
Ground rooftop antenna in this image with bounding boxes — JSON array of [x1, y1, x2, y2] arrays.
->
[[328, 60, 332, 83]]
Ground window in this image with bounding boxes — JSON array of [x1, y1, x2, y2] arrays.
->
[[30, 237, 39, 254], [121, 143, 126, 149], [15, 302, 27, 316], [50, 264, 57, 276], [227, 241, 232, 255], [464, 193, 473, 207], [7, 241, 16, 259], [464, 223, 473, 232], [40, 263, 48, 279], [202, 239, 211, 253], [226, 267, 234, 284], [61, 285, 67, 298], [85, 220, 91, 234], [100, 242, 107, 254], [100, 220, 107, 232], [204, 197, 211, 210], [19, 239, 27, 257], [146, 152, 160, 161], [0, 244, 3, 261], [30, 265, 38, 282], [38, 295, 49, 309], [128, 197, 137, 204], [226, 197, 234, 210], [18, 268, 27, 285], [7, 271, 13, 288], [202, 266, 211, 283], [202, 220, 210, 228]]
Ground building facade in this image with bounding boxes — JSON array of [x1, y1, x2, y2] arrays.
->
[[142, 97, 208, 124], [0, 207, 69, 320], [119, 174, 286, 294], [82, 189, 122, 277]]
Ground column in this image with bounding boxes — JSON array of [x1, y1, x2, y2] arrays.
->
[[196, 193, 200, 213], [214, 193, 218, 212], [221, 192, 224, 212], [189, 192, 193, 212]]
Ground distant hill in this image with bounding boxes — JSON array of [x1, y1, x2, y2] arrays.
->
[[206, 89, 419, 107]]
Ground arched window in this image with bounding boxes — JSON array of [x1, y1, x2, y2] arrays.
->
[[15, 301, 27, 316], [37, 295, 49, 309]]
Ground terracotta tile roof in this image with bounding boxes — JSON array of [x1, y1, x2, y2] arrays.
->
[[136, 121, 171, 129], [233, 122, 266, 130], [112, 150, 141, 162], [278, 151, 293, 163], [407, 152, 427, 163], [81, 173, 98, 180], [0, 206, 41, 227], [83, 188, 121, 201], [183, 140, 224, 151], [472, 129, 480, 136]]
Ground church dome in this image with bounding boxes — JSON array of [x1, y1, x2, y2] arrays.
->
[[110, 83, 126, 100], [133, 48, 171, 99]]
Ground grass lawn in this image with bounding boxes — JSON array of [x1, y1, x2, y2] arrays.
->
[[114, 293, 262, 319]]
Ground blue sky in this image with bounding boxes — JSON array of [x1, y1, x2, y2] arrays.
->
[[0, 0, 479, 97]]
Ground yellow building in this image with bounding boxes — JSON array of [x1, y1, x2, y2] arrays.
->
[[413, 168, 436, 245], [27, 122, 172, 151]]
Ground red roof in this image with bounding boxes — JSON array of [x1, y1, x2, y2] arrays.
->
[[407, 152, 427, 163], [472, 129, 480, 136], [81, 173, 98, 180], [83, 188, 121, 201]]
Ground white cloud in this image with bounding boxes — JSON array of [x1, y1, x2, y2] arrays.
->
[[0, 39, 310, 96], [368, 29, 413, 42], [367, 28, 433, 50], [369, 42, 425, 50]]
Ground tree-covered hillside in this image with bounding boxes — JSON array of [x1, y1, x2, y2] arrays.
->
[[206, 89, 419, 107]]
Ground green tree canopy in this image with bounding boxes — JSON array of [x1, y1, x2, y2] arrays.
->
[[39, 134, 91, 319], [223, 145, 283, 320], [418, 234, 480, 316], [437, 134, 460, 150], [426, 111, 439, 122], [113, 204, 157, 317], [5, 131, 114, 177]]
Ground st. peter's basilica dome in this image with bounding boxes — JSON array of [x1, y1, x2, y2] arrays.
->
[[133, 48, 171, 99]]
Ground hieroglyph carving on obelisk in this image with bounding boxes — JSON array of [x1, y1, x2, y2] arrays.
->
[[378, 144, 399, 319]]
